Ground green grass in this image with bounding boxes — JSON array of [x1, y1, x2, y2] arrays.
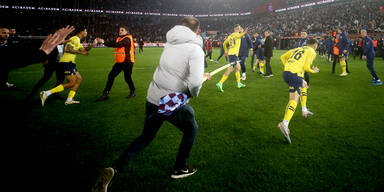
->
[[3, 47, 384, 192]]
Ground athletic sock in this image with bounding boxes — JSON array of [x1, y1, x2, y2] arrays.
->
[[66, 90, 76, 102], [340, 60, 347, 73], [300, 87, 308, 110], [235, 71, 241, 83], [283, 100, 297, 124], [259, 61, 264, 73], [48, 84, 64, 96], [219, 74, 228, 84]]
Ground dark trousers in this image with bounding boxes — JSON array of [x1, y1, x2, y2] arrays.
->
[[239, 56, 247, 74], [112, 101, 198, 172], [26, 62, 64, 99], [216, 49, 227, 62], [1, 61, 31, 88], [332, 54, 339, 73], [250, 53, 256, 69], [103, 62, 135, 93], [265, 57, 272, 75], [367, 57, 379, 80], [205, 50, 212, 60], [139, 46, 143, 53]]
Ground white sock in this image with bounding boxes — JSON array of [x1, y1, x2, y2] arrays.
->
[[46, 91, 52, 96], [283, 120, 289, 127], [302, 107, 308, 112]]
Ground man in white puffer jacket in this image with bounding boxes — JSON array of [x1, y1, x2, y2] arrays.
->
[[92, 17, 208, 192]]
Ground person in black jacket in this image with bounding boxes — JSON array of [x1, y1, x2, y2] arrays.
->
[[138, 38, 144, 53], [96, 26, 136, 101], [263, 30, 274, 77], [0, 26, 74, 90]]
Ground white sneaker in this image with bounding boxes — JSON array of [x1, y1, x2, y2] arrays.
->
[[5, 82, 15, 88], [241, 75, 246, 81], [340, 73, 348, 77], [40, 91, 48, 107], [302, 110, 314, 118], [64, 100, 80, 105], [278, 122, 291, 144]]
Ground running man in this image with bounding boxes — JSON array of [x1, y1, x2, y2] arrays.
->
[[40, 27, 100, 106], [278, 39, 320, 143]]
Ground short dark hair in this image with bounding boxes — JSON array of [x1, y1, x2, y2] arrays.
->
[[234, 24, 241, 29], [120, 25, 129, 31], [181, 17, 200, 32], [307, 38, 318, 45], [74, 26, 86, 34]]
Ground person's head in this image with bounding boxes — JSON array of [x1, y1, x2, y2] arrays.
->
[[360, 29, 367, 37], [0, 27, 9, 41], [253, 32, 259, 38], [300, 31, 307, 39], [119, 26, 129, 36], [74, 27, 87, 39], [336, 34, 340, 39], [264, 30, 270, 37], [181, 16, 200, 33], [9, 28, 16, 36], [234, 24, 242, 33], [337, 27, 343, 34], [307, 38, 318, 50]]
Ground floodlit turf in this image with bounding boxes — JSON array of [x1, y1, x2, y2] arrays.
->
[[3, 47, 384, 191]]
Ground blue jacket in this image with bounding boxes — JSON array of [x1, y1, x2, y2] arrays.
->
[[238, 33, 253, 57], [337, 31, 351, 54], [253, 35, 264, 51], [326, 38, 334, 52], [295, 37, 309, 48], [362, 36, 375, 58]]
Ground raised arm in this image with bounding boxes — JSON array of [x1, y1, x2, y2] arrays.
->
[[104, 38, 130, 48]]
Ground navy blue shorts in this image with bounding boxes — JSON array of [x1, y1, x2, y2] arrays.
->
[[283, 71, 303, 94], [229, 55, 239, 67], [62, 62, 78, 76]]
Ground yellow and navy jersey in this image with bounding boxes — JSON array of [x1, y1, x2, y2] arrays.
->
[[223, 32, 245, 56], [59, 36, 84, 63], [280, 46, 316, 77]]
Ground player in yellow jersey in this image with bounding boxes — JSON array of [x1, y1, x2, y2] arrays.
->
[[278, 39, 320, 143], [40, 27, 101, 106], [216, 24, 247, 92]]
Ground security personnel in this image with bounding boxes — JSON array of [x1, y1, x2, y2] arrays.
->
[[332, 35, 340, 74], [97, 26, 136, 101]]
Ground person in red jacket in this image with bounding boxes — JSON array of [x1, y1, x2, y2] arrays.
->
[[205, 37, 213, 61]]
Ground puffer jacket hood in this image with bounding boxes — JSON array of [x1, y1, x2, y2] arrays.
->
[[166, 25, 203, 48]]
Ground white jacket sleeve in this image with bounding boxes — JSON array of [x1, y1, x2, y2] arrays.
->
[[187, 46, 205, 97]]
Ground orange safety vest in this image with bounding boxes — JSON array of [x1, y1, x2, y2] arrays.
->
[[372, 40, 378, 48], [115, 35, 135, 63], [333, 39, 339, 55]]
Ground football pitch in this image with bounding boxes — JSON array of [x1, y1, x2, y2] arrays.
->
[[3, 47, 384, 191]]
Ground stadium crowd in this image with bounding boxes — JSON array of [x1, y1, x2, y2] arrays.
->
[[1, 0, 383, 48]]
